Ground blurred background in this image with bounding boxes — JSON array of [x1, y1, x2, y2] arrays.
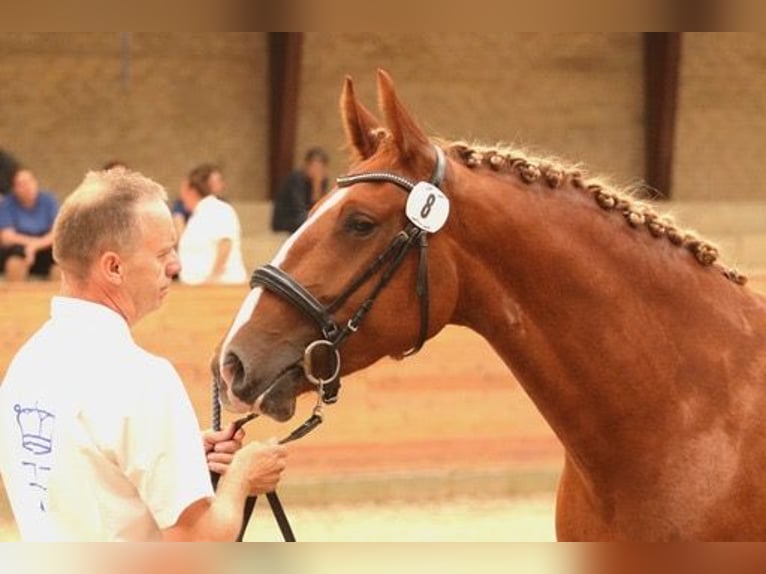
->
[[1, 32, 766, 542], [2, 33, 766, 271]]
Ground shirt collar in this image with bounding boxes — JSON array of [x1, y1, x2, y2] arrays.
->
[[50, 296, 132, 340]]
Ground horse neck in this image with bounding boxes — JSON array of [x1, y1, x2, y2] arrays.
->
[[447, 168, 759, 480]]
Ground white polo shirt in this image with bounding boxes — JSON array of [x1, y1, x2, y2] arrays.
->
[[0, 297, 214, 541], [178, 195, 247, 285]]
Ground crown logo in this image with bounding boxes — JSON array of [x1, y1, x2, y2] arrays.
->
[[14, 404, 56, 456]]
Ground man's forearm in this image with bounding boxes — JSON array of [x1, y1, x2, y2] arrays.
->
[[162, 463, 250, 542]]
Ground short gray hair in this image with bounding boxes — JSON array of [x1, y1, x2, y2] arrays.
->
[[53, 168, 168, 278]]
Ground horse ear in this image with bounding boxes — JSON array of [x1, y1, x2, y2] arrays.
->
[[377, 69, 430, 160], [341, 75, 382, 161]]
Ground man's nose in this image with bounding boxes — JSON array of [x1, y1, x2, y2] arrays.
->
[[166, 250, 181, 277]]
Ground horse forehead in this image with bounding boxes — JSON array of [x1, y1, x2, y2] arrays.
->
[[222, 287, 263, 355], [219, 191, 354, 357], [270, 187, 350, 269]]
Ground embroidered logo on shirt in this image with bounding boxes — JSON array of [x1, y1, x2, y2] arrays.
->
[[14, 403, 56, 512]]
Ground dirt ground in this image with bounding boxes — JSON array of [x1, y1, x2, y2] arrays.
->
[[2, 276, 764, 541]]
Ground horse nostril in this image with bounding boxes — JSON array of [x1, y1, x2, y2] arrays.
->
[[221, 351, 246, 392]]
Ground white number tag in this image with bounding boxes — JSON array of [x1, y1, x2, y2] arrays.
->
[[405, 182, 450, 233]]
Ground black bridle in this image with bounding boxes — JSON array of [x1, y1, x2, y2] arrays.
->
[[250, 144, 448, 407], [212, 145, 448, 542]]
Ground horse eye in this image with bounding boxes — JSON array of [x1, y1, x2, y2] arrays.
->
[[344, 216, 377, 236]]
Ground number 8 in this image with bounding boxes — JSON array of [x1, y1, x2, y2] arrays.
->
[[420, 194, 436, 218]]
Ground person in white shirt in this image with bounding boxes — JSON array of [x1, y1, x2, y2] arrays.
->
[[0, 168, 286, 541], [178, 166, 247, 285]]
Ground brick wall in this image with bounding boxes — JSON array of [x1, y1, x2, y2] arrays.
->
[[0, 33, 268, 202], [2, 33, 764, 205], [297, 33, 645, 190], [674, 33, 766, 200]]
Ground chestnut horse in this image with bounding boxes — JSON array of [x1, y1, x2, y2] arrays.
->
[[214, 71, 766, 540]]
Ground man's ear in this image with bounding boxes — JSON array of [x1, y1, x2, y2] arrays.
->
[[99, 251, 124, 285]]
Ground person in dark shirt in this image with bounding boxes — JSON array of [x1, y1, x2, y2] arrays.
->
[[0, 148, 20, 196], [0, 168, 60, 281], [271, 147, 329, 233]]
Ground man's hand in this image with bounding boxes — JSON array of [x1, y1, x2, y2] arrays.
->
[[233, 439, 288, 495], [202, 422, 245, 475]]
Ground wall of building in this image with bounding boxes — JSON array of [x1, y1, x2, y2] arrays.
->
[[0, 33, 268, 202], [674, 33, 766, 200], [297, 33, 646, 191], [2, 33, 765, 206]]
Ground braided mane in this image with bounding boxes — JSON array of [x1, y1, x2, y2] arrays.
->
[[440, 140, 747, 286]]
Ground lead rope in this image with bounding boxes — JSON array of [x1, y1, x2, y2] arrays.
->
[[210, 387, 298, 542]]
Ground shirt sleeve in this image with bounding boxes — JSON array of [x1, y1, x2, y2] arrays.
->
[[120, 359, 214, 530]]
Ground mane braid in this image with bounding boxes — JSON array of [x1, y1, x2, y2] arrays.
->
[[442, 141, 747, 286]]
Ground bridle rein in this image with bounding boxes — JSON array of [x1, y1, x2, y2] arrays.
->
[[250, 145, 448, 411]]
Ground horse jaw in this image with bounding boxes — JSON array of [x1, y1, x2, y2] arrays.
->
[[254, 392, 297, 423]]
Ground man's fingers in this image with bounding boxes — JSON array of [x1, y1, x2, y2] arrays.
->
[[217, 422, 239, 440], [213, 439, 243, 454], [207, 452, 235, 465], [203, 424, 246, 449]]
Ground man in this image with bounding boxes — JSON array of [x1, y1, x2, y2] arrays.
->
[[177, 166, 246, 285], [0, 168, 286, 541], [271, 147, 330, 233], [0, 168, 59, 281]]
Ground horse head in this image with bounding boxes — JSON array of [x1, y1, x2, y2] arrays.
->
[[212, 71, 461, 421]]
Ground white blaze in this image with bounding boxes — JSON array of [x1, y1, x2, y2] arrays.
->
[[270, 187, 350, 268], [219, 187, 350, 372]]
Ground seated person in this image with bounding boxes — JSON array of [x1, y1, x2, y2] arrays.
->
[[0, 147, 20, 196], [177, 166, 246, 285], [0, 168, 59, 281], [271, 147, 329, 233], [171, 163, 226, 238], [172, 176, 191, 243]]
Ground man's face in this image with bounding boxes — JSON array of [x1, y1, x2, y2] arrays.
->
[[121, 200, 180, 324], [13, 169, 39, 207]]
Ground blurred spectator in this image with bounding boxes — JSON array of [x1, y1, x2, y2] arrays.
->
[[0, 147, 20, 196], [171, 163, 226, 239], [0, 168, 60, 282], [271, 147, 329, 233], [177, 166, 246, 285], [172, 177, 192, 242]]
